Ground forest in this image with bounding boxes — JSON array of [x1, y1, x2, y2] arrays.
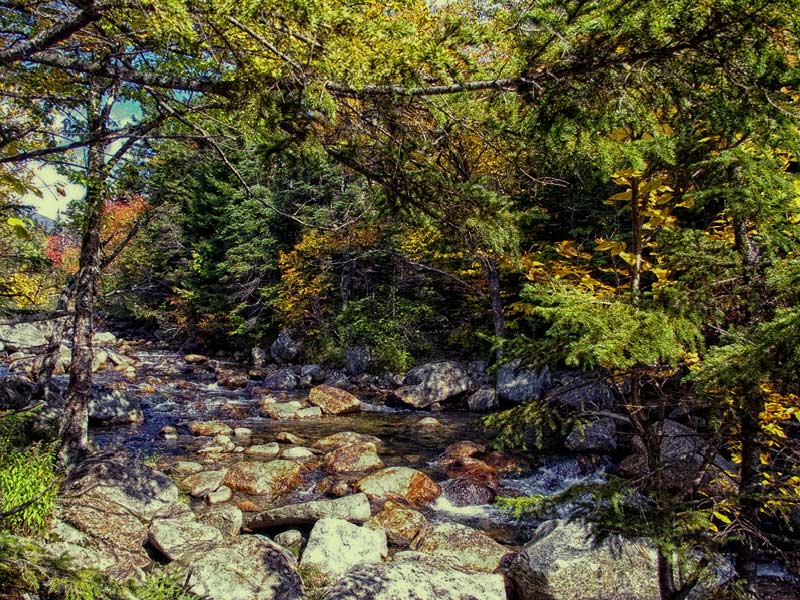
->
[[1, 1, 799, 599]]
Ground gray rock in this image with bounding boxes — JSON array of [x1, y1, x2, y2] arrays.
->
[[0, 322, 48, 351], [93, 331, 117, 345], [322, 561, 507, 600], [410, 522, 514, 573], [46, 520, 117, 573], [565, 418, 618, 453], [262, 400, 304, 419], [148, 517, 223, 562], [205, 486, 233, 504], [467, 360, 490, 387], [393, 361, 470, 409], [89, 386, 143, 425], [300, 518, 387, 577], [197, 504, 243, 537], [247, 493, 371, 530], [263, 368, 299, 390], [549, 372, 616, 411], [281, 446, 315, 461], [467, 386, 499, 411], [252, 346, 268, 369], [509, 519, 659, 600], [274, 529, 304, 551], [183, 535, 302, 600], [181, 470, 226, 497], [497, 359, 551, 404], [355, 467, 441, 504], [324, 370, 350, 388], [301, 364, 326, 383], [345, 346, 372, 375], [245, 443, 280, 458], [312, 431, 382, 452], [295, 406, 322, 418], [271, 330, 302, 363]]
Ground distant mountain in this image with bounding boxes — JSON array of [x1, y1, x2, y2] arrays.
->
[[30, 212, 58, 233]]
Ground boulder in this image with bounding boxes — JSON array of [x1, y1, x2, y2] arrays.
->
[[92, 349, 109, 371], [467, 387, 499, 411], [308, 384, 362, 415], [548, 372, 616, 411], [217, 372, 248, 389], [418, 417, 442, 428], [274, 529, 304, 552], [262, 400, 303, 419], [45, 520, 117, 573], [148, 517, 223, 562], [392, 361, 470, 409], [197, 504, 243, 537], [263, 368, 299, 390], [300, 518, 387, 577], [93, 331, 117, 345], [183, 535, 303, 600], [89, 386, 143, 425], [565, 418, 618, 453], [355, 467, 441, 504], [441, 477, 496, 507], [281, 446, 315, 461], [509, 519, 659, 600], [247, 493, 371, 530], [323, 442, 384, 474], [252, 347, 268, 369], [295, 406, 322, 418], [312, 431, 383, 452], [365, 500, 428, 547], [223, 460, 301, 499], [322, 561, 507, 600], [205, 486, 233, 504], [271, 330, 302, 363], [171, 461, 203, 476], [442, 440, 486, 461], [496, 359, 551, 404], [277, 432, 306, 445], [181, 470, 226, 498], [64, 454, 179, 522], [410, 522, 514, 573], [345, 346, 372, 375], [301, 364, 326, 383], [0, 322, 48, 351], [189, 421, 233, 436], [183, 354, 208, 364]]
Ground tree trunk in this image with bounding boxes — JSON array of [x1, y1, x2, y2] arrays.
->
[[58, 85, 107, 467], [33, 275, 75, 402], [479, 254, 505, 340], [630, 177, 643, 306]]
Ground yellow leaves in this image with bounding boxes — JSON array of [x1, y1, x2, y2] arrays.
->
[[593, 238, 626, 254], [618, 251, 636, 266], [554, 240, 591, 260]]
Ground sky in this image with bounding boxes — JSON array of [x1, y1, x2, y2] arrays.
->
[[19, 100, 141, 219]]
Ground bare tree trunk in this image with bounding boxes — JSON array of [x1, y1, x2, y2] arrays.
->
[[33, 275, 75, 401], [630, 177, 643, 306], [58, 85, 107, 467], [479, 254, 505, 340]]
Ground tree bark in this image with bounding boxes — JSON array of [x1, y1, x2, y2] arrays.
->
[[58, 84, 107, 467], [479, 254, 505, 340], [630, 177, 643, 306]]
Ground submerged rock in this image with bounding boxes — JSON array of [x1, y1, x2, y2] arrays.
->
[[189, 421, 233, 437], [300, 518, 387, 577], [322, 560, 507, 600], [312, 431, 383, 452]]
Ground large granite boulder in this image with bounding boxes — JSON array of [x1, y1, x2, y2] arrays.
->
[[0, 321, 49, 351], [148, 517, 223, 562], [323, 442, 384, 474], [300, 518, 387, 577], [365, 500, 428, 547], [223, 460, 301, 499], [308, 384, 362, 415], [322, 560, 507, 600], [247, 494, 371, 530], [263, 367, 299, 390], [565, 418, 618, 453], [182, 535, 303, 600], [509, 519, 659, 600], [271, 330, 302, 363], [410, 522, 514, 573], [355, 467, 441, 504], [312, 431, 383, 452], [393, 361, 471, 409], [89, 386, 143, 425], [345, 346, 372, 375], [497, 359, 551, 404]]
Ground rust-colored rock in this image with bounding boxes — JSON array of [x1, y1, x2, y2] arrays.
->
[[442, 440, 486, 460], [308, 384, 362, 415], [366, 500, 428, 547], [323, 442, 384, 474], [223, 460, 301, 499], [356, 467, 441, 505]]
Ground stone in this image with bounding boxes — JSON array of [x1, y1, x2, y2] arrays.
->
[[365, 500, 428, 547], [148, 517, 223, 562], [197, 504, 243, 537], [441, 477, 496, 507], [467, 386, 499, 411], [324, 370, 350, 388], [262, 401, 303, 419], [181, 470, 226, 498], [183, 535, 303, 600], [205, 486, 233, 504], [548, 372, 616, 411], [270, 330, 302, 363], [345, 346, 372, 375], [392, 360, 471, 409], [295, 406, 322, 418], [160, 425, 178, 440], [93, 331, 118, 345], [312, 431, 383, 452], [252, 347, 268, 369], [301, 364, 326, 383], [274, 529, 304, 550], [355, 467, 441, 504], [308, 384, 362, 415], [0, 322, 49, 351], [89, 386, 143, 425], [418, 417, 442, 427], [281, 446, 315, 461], [218, 372, 248, 389], [263, 367, 299, 390], [248, 494, 371, 530], [223, 460, 301, 499], [189, 421, 233, 436], [321, 561, 507, 600], [64, 454, 179, 522], [171, 461, 204, 476], [442, 440, 486, 460], [300, 518, 387, 577], [497, 359, 551, 404], [45, 520, 117, 573], [234, 427, 252, 440], [323, 442, 384, 474], [410, 522, 514, 573], [565, 418, 618, 453], [277, 431, 306, 445], [509, 519, 659, 600], [245, 443, 280, 458], [183, 354, 208, 364]]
